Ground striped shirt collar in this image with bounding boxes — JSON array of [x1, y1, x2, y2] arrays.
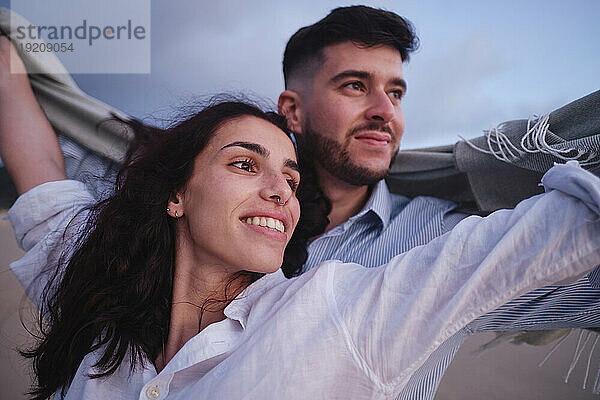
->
[[347, 179, 393, 230]]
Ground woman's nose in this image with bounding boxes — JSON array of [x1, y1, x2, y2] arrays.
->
[[269, 194, 287, 206], [260, 174, 293, 206]]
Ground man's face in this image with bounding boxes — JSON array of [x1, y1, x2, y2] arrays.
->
[[299, 42, 406, 186]]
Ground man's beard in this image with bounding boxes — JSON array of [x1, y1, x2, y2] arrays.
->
[[302, 120, 398, 187]]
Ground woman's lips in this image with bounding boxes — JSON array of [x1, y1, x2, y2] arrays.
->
[[241, 220, 287, 242]]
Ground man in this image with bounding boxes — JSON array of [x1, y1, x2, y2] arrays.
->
[[278, 8, 467, 270], [280, 6, 416, 232], [277, 6, 600, 399]]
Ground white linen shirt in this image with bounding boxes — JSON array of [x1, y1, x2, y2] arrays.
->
[[8, 163, 600, 400]]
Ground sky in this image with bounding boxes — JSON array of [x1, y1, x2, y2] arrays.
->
[[2, 0, 599, 149]]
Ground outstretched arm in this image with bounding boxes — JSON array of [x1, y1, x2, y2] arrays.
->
[[0, 36, 65, 194], [326, 163, 600, 389]]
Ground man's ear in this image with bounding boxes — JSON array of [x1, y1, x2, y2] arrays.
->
[[278, 90, 304, 134]]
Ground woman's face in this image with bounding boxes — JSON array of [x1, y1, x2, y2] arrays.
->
[[172, 115, 301, 274]]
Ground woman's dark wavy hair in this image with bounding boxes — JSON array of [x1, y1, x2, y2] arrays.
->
[[22, 99, 330, 399]]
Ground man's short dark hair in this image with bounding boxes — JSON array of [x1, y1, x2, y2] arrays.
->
[[283, 5, 419, 88]]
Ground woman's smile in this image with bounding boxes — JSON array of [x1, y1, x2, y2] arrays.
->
[[239, 208, 290, 242], [242, 216, 286, 234], [241, 217, 288, 242]]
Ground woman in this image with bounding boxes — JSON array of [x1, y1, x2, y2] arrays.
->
[[2, 38, 600, 399], [1, 36, 328, 398]]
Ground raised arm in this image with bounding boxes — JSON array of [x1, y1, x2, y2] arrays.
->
[[326, 163, 600, 390], [0, 36, 65, 194]]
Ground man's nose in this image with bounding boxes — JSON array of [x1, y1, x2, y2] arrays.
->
[[365, 91, 396, 123]]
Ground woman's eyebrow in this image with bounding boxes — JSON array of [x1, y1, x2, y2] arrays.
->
[[221, 141, 298, 172], [284, 159, 300, 173], [221, 141, 269, 157]]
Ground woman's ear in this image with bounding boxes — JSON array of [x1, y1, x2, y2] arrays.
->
[[278, 90, 304, 134], [167, 192, 184, 218]]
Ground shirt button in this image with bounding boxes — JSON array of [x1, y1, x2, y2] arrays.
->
[[146, 384, 160, 399]]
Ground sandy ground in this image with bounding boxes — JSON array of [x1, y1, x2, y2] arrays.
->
[[436, 331, 599, 399], [1, 210, 34, 400], [1, 209, 598, 399]]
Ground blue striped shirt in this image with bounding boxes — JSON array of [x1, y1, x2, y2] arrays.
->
[[303, 179, 600, 399]]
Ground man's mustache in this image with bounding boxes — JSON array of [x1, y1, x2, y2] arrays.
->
[[347, 123, 394, 140]]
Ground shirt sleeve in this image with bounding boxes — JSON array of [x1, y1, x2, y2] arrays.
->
[[326, 163, 600, 390], [7, 179, 95, 309], [469, 163, 600, 332]]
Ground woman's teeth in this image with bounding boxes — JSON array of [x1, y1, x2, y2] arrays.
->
[[243, 216, 285, 233]]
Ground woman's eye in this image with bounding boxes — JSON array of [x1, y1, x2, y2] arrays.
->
[[230, 159, 256, 172], [287, 178, 299, 192]]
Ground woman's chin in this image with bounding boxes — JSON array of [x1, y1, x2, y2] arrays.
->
[[243, 256, 283, 275]]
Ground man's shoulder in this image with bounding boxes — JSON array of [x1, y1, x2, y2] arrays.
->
[[388, 192, 458, 215], [386, 192, 469, 234]]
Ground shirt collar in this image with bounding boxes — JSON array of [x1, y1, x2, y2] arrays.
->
[[221, 181, 394, 325], [348, 179, 393, 230], [223, 269, 286, 329]]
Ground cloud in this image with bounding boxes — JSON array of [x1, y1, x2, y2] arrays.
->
[[402, 32, 508, 148], [66, 1, 598, 148]]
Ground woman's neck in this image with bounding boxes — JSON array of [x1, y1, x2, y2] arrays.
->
[[154, 248, 252, 372]]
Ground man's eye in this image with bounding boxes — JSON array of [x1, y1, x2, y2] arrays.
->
[[344, 81, 364, 91], [230, 159, 256, 172], [390, 90, 404, 100]]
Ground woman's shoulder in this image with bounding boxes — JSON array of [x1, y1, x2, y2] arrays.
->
[[8, 179, 95, 251]]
